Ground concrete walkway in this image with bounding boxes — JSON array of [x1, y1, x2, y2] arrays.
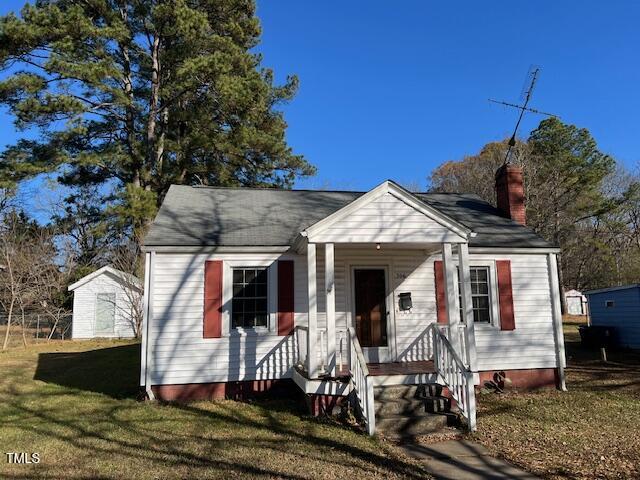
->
[[399, 440, 540, 480]]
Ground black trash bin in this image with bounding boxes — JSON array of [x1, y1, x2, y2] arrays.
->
[[578, 325, 616, 348]]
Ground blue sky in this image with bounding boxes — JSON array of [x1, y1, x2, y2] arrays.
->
[[256, 1, 640, 190], [1, 1, 639, 197]]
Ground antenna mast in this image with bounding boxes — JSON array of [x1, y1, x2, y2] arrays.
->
[[489, 66, 559, 164]]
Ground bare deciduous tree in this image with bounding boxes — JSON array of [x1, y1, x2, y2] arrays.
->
[[110, 239, 144, 338], [0, 212, 73, 349]]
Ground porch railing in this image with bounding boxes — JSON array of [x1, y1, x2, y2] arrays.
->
[[399, 323, 468, 367], [294, 325, 348, 375], [294, 323, 476, 434], [346, 326, 375, 435], [438, 324, 469, 368], [429, 323, 477, 431]]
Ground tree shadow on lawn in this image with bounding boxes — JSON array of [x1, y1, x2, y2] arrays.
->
[[6, 392, 430, 479], [24, 344, 429, 478], [33, 343, 141, 399]]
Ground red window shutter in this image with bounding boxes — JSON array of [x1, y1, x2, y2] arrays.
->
[[496, 260, 516, 331], [278, 260, 295, 336], [434, 261, 448, 325], [204, 260, 223, 338]]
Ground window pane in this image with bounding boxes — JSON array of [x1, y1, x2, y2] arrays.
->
[[474, 308, 490, 323], [470, 269, 477, 282], [478, 296, 489, 309], [256, 283, 267, 297], [245, 269, 256, 283], [473, 296, 489, 309], [255, 314, 268, 327], [243, 299, 255, 314], [476, 268, 488, 282], [233, 269, 244, 284], [477, 282, 488, 295], [256, 269, 267, 284], [232, 299, 244, 314], [255, 298, 267, 314]]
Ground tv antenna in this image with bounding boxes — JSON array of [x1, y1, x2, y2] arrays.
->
[[489, 65, 560, 164]]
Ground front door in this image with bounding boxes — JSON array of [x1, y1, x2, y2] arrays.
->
[[354, 268, 390, 362]]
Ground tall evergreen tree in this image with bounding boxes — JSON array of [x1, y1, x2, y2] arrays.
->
[[0, 0, 314, 235], [526, 117, 616, 246]]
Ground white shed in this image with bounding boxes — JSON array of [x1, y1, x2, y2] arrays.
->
[[564, 289, 587, 316], [68, 266, 142, 339]]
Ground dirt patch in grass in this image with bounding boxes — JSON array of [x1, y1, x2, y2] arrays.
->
[[0, 340, 428, 479], [470, 324, 640, 479]]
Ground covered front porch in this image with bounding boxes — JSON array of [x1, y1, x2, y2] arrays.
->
[[289, 181, 480, 434]]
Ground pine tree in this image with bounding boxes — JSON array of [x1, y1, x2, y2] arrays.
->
[[526, 117, 616, 245], [0, 0, 315, 233]]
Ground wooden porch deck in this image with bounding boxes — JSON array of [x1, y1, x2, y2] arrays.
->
[[294, 360, 439, 391], [367, 360, 435, 376], [330, 360, 436, 379]]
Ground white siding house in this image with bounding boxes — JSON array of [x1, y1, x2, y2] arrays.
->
[[69, 266, 142, 339], [145, 249, 561, 384], [140, 167, 567, 434]]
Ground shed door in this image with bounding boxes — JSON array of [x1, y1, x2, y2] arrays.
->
[[95, 293, 116, 335], [566, 296, 584, 315]]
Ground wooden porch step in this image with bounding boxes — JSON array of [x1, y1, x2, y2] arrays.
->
[[367, 360, 436, 376]]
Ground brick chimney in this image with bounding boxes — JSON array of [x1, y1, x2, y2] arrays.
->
[[495, 164, 526, 225]]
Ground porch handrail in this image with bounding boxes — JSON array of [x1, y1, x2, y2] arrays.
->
[[438, 324, 469, 368], [347, 326, 376, 435], [429, 323, 477, 431]]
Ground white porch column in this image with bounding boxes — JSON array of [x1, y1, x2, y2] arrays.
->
[[325, 243, 336, 376], [306, 242, 319, 378], [458, 243, 478, 374], [442, 243, 461, 353], [548, 253, 567, 391]]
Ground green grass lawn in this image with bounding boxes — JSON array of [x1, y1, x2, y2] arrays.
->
[[0, 340, 428, 479], [470, 320, 640, 479], [3, 321, 639, 479]]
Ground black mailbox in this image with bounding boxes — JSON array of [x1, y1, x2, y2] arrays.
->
[[398, 292, 412, 311]]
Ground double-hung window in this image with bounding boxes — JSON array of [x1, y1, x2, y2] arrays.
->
[[231, 267, 268, 329], [458, 266, 491, 323]]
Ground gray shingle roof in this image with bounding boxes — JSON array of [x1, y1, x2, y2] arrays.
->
[[144, 185, 555, 249]]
